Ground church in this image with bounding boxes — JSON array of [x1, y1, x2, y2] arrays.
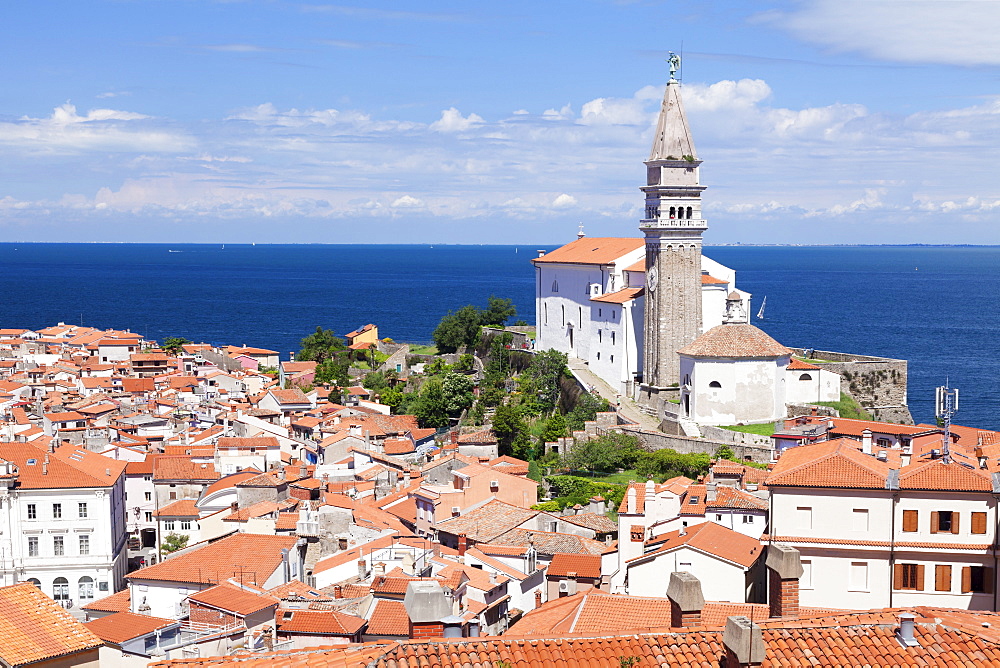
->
[[532, 58, 838, 425]]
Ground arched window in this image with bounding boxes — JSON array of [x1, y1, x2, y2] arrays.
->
[[683, 374, 691, 386], [709, 381, 722, 388], [799, 373, 813, 381], [687, 206, 693, 219], [27, 578, 41, 589], [551, 280, 559, 293], [52, 577, 69, 601], [78, 576, 94, 601]]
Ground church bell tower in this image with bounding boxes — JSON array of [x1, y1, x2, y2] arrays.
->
[[640, 53, 707, 393]]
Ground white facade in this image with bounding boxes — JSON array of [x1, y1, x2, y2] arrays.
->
[[770, 486, 998, 611], [678, 355, 789, 426], [0, 464, 128, 610], [785, 367, 841, 405], [626, 544, 753, 601], [534, 247, 748, 396]]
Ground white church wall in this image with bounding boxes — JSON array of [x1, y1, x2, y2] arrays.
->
[[702, 285, 728, 333], [785, 367, 841, 405], [535, 263, 603, 359], [683, 356, 789, 425]]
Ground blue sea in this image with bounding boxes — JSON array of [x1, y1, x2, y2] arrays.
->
[[1, 243, 997, 430]]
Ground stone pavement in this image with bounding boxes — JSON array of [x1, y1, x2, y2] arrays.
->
[[565, 357, 662, 432]]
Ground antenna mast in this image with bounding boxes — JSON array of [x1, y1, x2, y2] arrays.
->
[[935, 381, 959, 464]]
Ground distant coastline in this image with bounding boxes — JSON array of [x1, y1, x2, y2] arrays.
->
[[1, 241, 999, 248]]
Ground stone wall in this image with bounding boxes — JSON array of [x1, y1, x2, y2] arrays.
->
[[789, 348, 912, 424], [698, 424, 775, 448], [620, 426, 774, 464]]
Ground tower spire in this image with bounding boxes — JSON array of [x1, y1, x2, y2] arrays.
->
[[639, 53, 708, 396]]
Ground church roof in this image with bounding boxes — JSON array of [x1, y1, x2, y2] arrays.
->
[[532, 237, 643, 266], [648, 79, 697, 161], [677, 323, 792, 358], [591, 287, 644, 304]]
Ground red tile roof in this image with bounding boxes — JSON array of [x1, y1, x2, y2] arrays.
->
[[766, 439, 890, 489], [677, 323, 792, 358], [531, 237, 644, 266], [276, 609, 366, 635], [0, 441, 126, 489], [84, 611, 177, 644], [128, 533, 299, 585], [635, 522, 763, 568], [590, 287, 644, 304], [187, 583, 277, 616], [80, 588, 130, 613], [0, 583, 104, 665], [366, 599, 409, 636], [546, 553, 602, 580], [155, 499, 200, 517]]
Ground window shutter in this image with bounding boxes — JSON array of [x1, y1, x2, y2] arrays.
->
[[972, 512, 987, 535], [952, 512, 960, 535], [902, 510, 917, 532], [893, 564, 904, 590], [962, 566, 972, 593], [915, 564, 925, 591], [986, 568, 995, 595], [935, 565, 951, 592], [931, 511, 940, 533]]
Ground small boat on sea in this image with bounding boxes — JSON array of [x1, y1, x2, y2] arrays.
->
[[756, 296, 766, 320]]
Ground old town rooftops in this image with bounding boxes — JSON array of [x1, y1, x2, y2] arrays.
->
[[677, 323, 792, 358], [127, 533, 299, 586], [0, 441, 127, 489], [0, 582, 104, 666]]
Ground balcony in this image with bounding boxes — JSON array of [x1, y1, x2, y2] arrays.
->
[[640, 217, 708, 231]]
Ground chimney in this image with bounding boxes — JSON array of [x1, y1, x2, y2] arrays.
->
[[626, 487, 637, 514], [230, 501, 238, 513], [706, 482, 717, 503], [862, 429, 873, 455], [766, 543, 803, 619], [536, 250, 546, 258], [534, 589, 542, 608], [667, 572, 704, 628], [723, 616, 765, 668], [457, 533, 468, 557], [357, 559, 368, 580], [299, 463, 308, 479], [289, 351, 296, 362], [810, 405, 817, 416], [896, 612, 918, 647], [333, 585, 343, 599]]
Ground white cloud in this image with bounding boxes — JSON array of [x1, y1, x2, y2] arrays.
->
[[391, 195, 425, 208], [552, 193, 577, 208], [429, 108, 484, 133], [763, 0, 1000, 66]]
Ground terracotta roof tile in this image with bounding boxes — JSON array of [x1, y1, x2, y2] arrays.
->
[[634, 522, 762, 568], [432, 499, 537, 542], [84, 612, 177, 645], [546, 553, 602, 579], [0, 441, 126, 489], [366, 599, 409, 636], [531, 237, 644, 266], [80, 588, 130, 613], [128, 533, 299, 585], [276, 609, 365, 635], [766, 439, 890, 489], [590, 287, 644, 304], [155, 499, 200, 517], [0, 583, 104, 665], [678, 323, 792, 358], [187, 583, 277, 616]]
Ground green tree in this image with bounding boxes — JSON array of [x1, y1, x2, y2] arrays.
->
[[492, 403, 529, 458], [441, 372, 475, 417], [538, 413, 567, 447], [715, 445, 736, 461], [559, 433, 645, 473], [161, 337, 190, 356], [634, 449, 712, 481], [315, 356, 350, 387], [160, 532, 190, 555], [432, 304, 483, 353], [481, 296, 517, 327], [519, 349, 567, 415], [414, 379, 450, 428], [298, 326, 346, 365], [566, 392, 610, 431]]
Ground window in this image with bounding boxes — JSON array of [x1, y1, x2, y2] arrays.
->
[[800, 560, 813, 589], [561, 305, 565, 326], [688, 496, 700, 505], [79, 577, 94, 601], [52, 503, 62, 519], [852, 509, 869, 532], [27, 578, 41, 588], [630, 525, 644, 542], [796, 506, 812, 531], [27, 504, 36, 519], [709, 381, 722, 388], [902, 509, 918, 532], [935, 565, 952, 592], [962, 566, 993, 594], [78, 502, 87, 518], [79, 534, 90, 555], [742, 515, 754, 524], [551, 280, 559, 293], [145, 492, 152, 501], [145, 512, 153, 522], [53, 536, 64, 556], [798, 373, 813, 381], [932, 511, 959, 534], [611, 331, 615, 345], [598, 329, 602, 343], [181, 520, 191, 530], [895, 563, 924, 590], [169, 491, 177, 500], [972, 512, 988, 535], [716, 514, 723, 521], [610, 354, 614, 363], [164, 521, 175, 531], [52, 578, 69, 601], [27, 537, 39, 557], [850, 562, 869, 591]]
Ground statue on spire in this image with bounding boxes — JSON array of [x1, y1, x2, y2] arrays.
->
[[667, 52, 681, 82]]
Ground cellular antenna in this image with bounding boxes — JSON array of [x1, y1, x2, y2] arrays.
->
[[935, 381, 959, 464]]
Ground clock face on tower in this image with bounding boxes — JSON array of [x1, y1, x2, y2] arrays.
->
[[647, 265, 659, 292]]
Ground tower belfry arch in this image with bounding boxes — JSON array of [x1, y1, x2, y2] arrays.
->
[[640, 53, 708, 397]]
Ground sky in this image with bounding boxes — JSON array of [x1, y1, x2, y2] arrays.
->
[[2, 0, 1000, 245]]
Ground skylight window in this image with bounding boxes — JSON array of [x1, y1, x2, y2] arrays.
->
[[688, 496, 700, 504]]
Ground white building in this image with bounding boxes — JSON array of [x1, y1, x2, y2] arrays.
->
[[532, 238, 749, 396], [0, 442, 129, 609], [766, 437, 1000, 611]]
